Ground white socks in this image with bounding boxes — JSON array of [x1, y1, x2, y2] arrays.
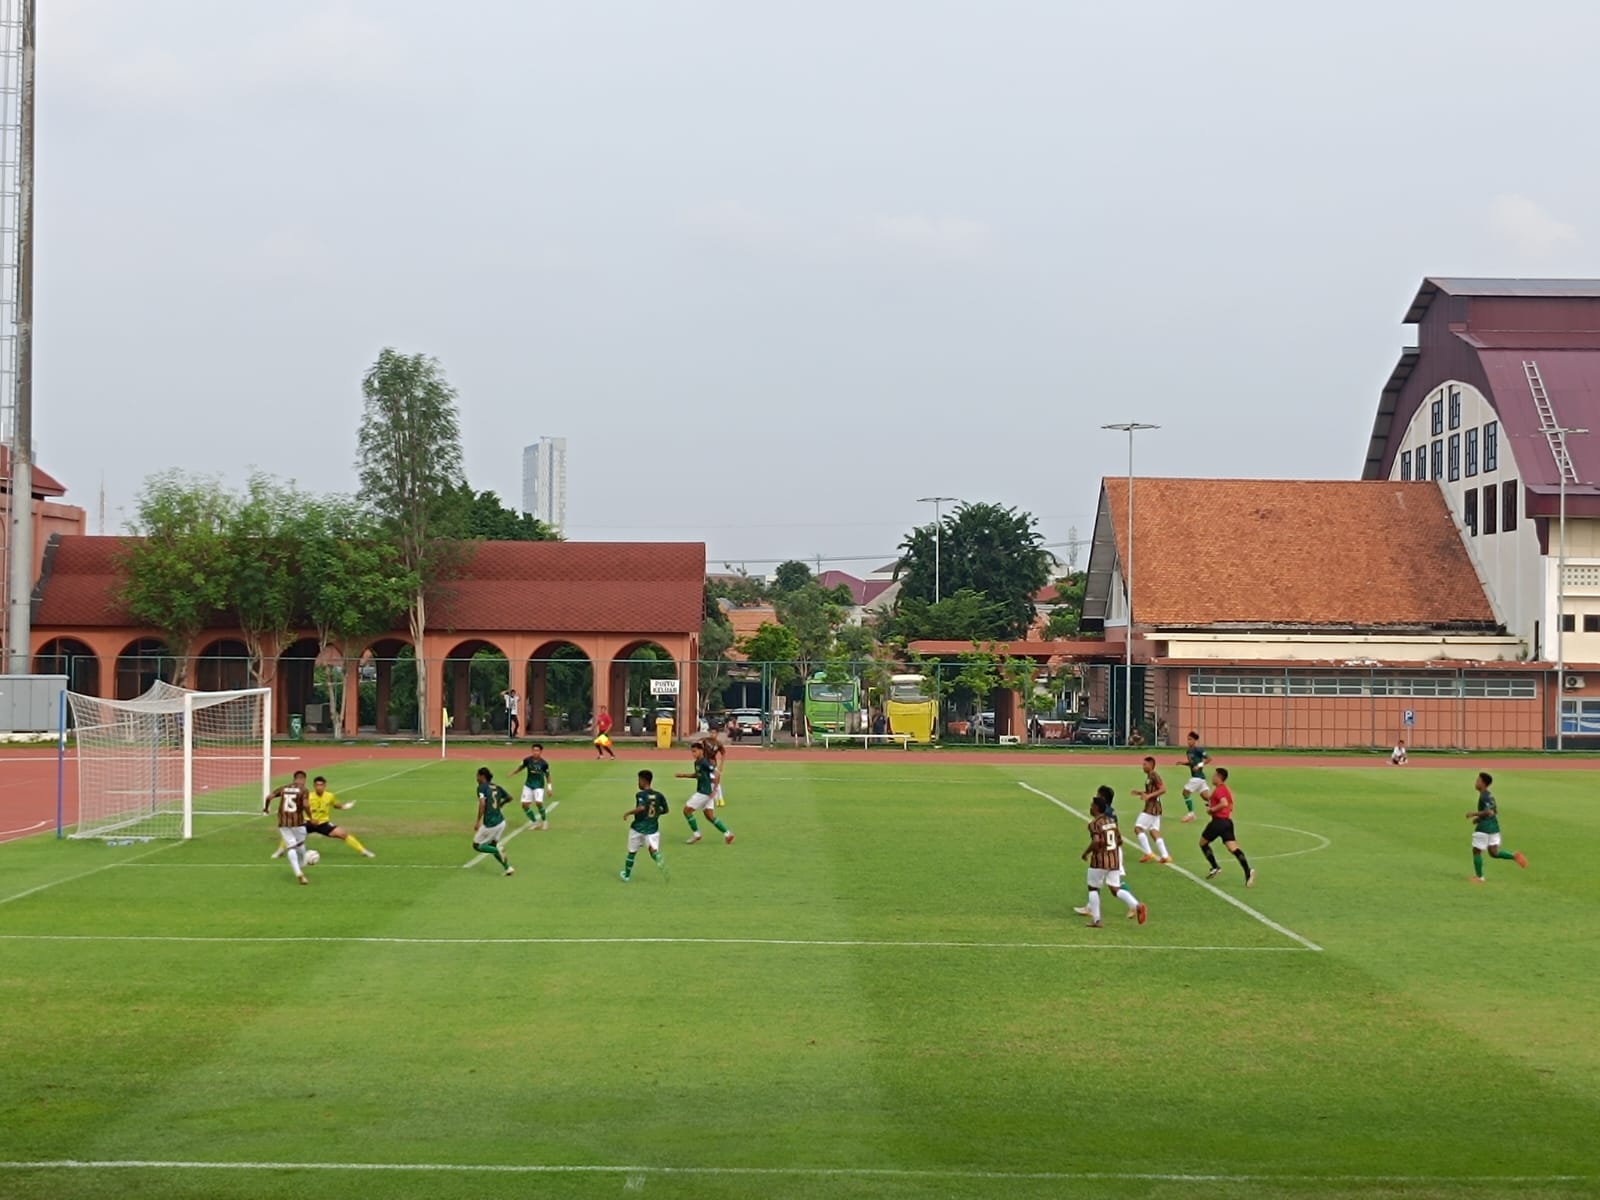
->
[[1137, 831, 1153, 855], [1155, 837, 1170, 859], [287, 848, 303, 876], [1114, 887, 1139, 911], [1087, 891, 1102, 922]]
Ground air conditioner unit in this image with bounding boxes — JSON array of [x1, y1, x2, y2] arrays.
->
[[1565, 674, 1585, 690]]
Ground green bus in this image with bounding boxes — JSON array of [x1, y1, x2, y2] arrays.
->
[[804, 674, 860, 734]]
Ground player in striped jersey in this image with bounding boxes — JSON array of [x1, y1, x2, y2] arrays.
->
[[1129, 755, 1173, 864], [263, 770, 311, 885], [1076, 787, 1146, 927]]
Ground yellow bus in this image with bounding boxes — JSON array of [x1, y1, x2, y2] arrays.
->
[[886, 674, 937, 744]]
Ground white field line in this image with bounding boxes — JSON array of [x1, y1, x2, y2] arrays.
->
[[1253, 822, 1333, 861], [1018, 781, 1324, 953], [460, 800, 558, 869], [0, 932, 1302, 954], [0, 1161, 1585, 1185], [0, 762, 436, 910], [116, 862, 461, 871]]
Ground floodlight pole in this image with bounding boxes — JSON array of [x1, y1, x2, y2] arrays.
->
[[1102, 423, 1159, 747], [1551, 426, 1588, 751], [917, 496, 958, 604], [3, 0, 34, 676]]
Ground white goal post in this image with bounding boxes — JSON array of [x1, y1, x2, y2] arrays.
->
[[66, 683, 272, 840]]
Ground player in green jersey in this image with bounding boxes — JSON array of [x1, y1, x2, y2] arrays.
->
[[621, 770, 671, 881], [1175, 731, 1209, 822], [511, 742, 553, 829], [678, 742, 734, 845], [472, 767, 516, 877], [1467, 771, 1528, 883]]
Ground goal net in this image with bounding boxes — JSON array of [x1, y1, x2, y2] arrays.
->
[[66, 683, 272, 840]]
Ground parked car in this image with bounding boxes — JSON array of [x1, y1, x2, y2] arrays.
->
[[729, 708, 765, 738], [971, 711, 997, 738], [1071, 718, 1114, 744]]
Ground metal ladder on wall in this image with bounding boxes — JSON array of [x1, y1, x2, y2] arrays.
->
[[1525, 360, 1579, 483]]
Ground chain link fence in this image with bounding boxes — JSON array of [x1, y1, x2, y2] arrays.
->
[[25, 647, 1586, 750]]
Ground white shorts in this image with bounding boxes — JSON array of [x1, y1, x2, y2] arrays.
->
[[277, 826, 307, 850], [521, 786, 545, 806], [1183, 777, 1207, 795], [1135, 811, 1161, 833], [1086, 867, 1123, 890], [686, 793, 715, 813], [1471, 831, 1501, 852], [711, 784, 724, 802], [475, 823, 506, 845], [627, 830, 661, 854]]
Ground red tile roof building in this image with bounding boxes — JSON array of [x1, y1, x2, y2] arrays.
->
[[28, 535, 705, 738]]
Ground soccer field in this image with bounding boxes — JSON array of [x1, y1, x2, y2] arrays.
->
[[1, 753, 1597, 1199]]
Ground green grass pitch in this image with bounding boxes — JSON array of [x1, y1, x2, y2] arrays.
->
[[1, 754, 1597, 1199]]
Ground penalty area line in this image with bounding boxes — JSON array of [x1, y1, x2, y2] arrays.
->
[[0, 1161, 1586, 1185], [461, 801, 557, 868], [1018, 781, 1323, 953]]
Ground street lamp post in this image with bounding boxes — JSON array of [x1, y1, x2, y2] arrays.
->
[[917, 496, 959, 604], [1102, 423, 1160, 748], [1551, 426, 1588, 751]]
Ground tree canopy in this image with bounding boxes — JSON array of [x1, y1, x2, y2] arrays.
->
[[894, 502, 1051, 641], [447, 485, 562, 541]]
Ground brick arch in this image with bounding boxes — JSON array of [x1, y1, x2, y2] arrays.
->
[[114, 637, 176, 699], [34, 637, 100, 695], [525, 640, 594, 736], [609, 639, 682, 737], [359, 637, 415, 737], [194, 637, 251, 693], [439, 638, 513, 734], [275, 637, 322, 736]]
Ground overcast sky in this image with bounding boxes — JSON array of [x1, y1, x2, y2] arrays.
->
[[32, 0, 1600, 572]]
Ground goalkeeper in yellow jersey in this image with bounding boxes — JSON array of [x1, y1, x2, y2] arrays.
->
[[272, 774, 374, 859]]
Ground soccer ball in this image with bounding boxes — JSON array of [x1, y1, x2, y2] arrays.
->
[[304, 849, 321, 867]]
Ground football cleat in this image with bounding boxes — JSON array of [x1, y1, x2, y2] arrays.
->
[[1084, 920, 1103, 928], [1246, 869, 1257, 889], [1072, 906, 1091, 916], [361, 849, 376, 858], [296, 874, 308, 886], [1513, 852, 1528, 869], [619, 871, 631, 882], [1136, 903, 1148, 925], [686, 833, 703, 844], [1158, 857, 1173, 864], [1138, 853, 1156, 863], [1469, 876, 1485, 884], [504, 866, 516, 877], [724, 832, 735, 845], [1205, 866, 1222, 879], [1181, 813, 1196, 823]]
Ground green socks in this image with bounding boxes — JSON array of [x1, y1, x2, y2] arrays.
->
[[1184, 796, 1195, 813], [623, 851, 637, 877], [686, 815, 700, 833], [1491, 849, 1517, 861], [524, 804, 544, 824], [710, 816, 729, 834], [1473, 852, 1484, 878]]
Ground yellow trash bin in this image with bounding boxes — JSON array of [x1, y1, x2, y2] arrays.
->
[[655, 716, 674, 749]]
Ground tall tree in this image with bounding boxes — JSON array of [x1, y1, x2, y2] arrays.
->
[[895, 502, 1051, 640], [446, 484, 563, 541], [118, 472, 237, 686], [356, 349, 467, 737], [698, 609, 736, 717], [298, 498, 415, 734], [225, 475, 305, 688]]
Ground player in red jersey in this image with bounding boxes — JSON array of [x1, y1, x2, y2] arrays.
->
[[593, 706, 617, 759], [1198, 766, 1254, 887]]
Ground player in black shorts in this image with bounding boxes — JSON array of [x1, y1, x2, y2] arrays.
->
[[1198, 766, 1254, 887]]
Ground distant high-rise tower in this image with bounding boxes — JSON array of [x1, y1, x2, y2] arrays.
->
[[521, 437, 567, 533]]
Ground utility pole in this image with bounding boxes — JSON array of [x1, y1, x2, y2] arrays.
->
[[4, 0, 34, 675], [916, 496, 958, 604]]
